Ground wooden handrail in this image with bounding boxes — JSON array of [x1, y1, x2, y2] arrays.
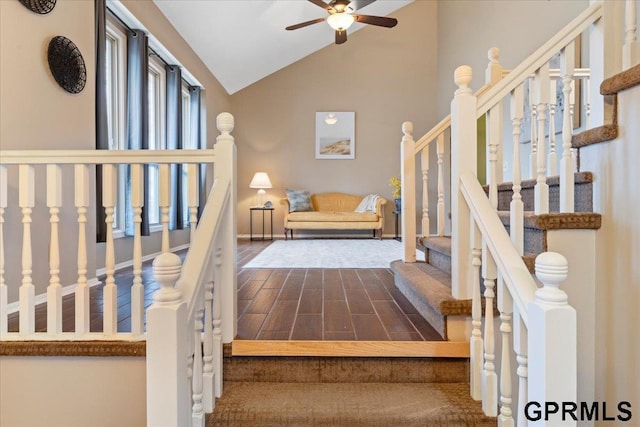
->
[[459, 172, 536, 326], [414, 83, 493, 153], [0, 149, 215, 165], [476, 2, 602, 118]]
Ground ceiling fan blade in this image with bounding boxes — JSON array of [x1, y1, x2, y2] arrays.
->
[[353, 14, 398, 28], [307, 0, 333, 11], [286, 18, 325, 31], [335, 29, 347, 44], [347, 0, 376, 12]]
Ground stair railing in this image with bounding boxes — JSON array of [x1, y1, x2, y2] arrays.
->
[[146, 113, 237, 427], [460, 171, 576, 425]]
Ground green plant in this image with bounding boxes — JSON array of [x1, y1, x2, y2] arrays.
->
[[389, 176, 401, 199]]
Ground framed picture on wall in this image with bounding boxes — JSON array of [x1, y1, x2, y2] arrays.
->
[[315, 112, 355, 159]]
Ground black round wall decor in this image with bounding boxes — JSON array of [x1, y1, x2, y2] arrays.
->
[[18, 0, 56, 14], [47, 36, 87, 94]]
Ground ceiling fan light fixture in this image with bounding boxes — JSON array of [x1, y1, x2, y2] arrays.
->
[[327, 12, 355, 31]]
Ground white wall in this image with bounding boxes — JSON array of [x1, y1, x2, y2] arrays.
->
[[580, 84, 640, 420], [0, 356, 146, 427]]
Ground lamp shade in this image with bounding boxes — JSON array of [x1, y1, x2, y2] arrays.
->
[[249, 172, 272, 189]]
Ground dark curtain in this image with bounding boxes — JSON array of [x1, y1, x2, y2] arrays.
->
[[96, 0, 108, 242], [166, 65, 184, 230], [190, 86, 205, 219], [125, 29, 150, 237]]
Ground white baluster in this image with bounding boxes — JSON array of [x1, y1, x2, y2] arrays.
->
[[147, 252, 189, 427], [482, 244, 498, 416], [560, 43, 576, 213], [530, 252, 576, 423], [421, 146, 430, 237], [131, 164, 144, 336], [160, 164, 171, 253], [585, 77, 591, 130], [401, 121, 416, 262], [529, 79, 538, 180], [0, 165, 6, 335], [213, 247, 223, 398], [487, 103, 500, 208], [203, 278, 214, 412], [187, 163, 199, 241], [75, 164, 90, 334], [470, 220, 483, 400], [486, 47, 503, 184], [510, 85, 525, 255], [497, 273, 514, 427], [513, 305, 528, 427], [46, 165, 63, 334], [436, 134, 445, 237], [192, 306, 205, 427], [548, 79, 557, 176], [103, 164, 118, 335], [534, 63, 550, 214], [623, 0, 638, 68], [19, 165, 35, 334]]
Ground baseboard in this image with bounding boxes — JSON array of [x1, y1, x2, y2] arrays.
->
[[6, 277, 101, 315], [95, 243, 190, 277]]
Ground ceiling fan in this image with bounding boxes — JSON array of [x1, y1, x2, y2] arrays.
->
[[285, 0, 398, 45]]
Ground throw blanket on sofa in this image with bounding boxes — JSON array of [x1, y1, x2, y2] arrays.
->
[[354, 194, 380, 213]]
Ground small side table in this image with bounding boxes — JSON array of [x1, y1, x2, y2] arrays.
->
[[250, 207, 274, 241], [393, 211, 401, 242]]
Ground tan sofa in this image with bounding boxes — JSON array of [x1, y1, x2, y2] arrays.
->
[[280, 192, 387, 240]]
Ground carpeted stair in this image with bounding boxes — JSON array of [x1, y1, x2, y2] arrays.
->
[[391, 171, 601, 340], [207, 352, 496, 427]]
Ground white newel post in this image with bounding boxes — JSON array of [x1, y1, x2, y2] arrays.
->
[[147, 252, 189, 427], [529, 252, 576, 427], [215, 112, 237, 343], [0, 165, 6, 335], [401, 122, 416, 262], [450, 65, 477, 299], [46, 165, 63, 334], [623, 0, 638, 68]]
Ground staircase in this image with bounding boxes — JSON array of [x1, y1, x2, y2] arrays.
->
[[208, 348, 495, 427]]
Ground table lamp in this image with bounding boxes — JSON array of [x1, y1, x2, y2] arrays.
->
[[249, 172, 272, 207]]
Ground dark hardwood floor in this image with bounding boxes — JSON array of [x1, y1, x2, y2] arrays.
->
[[8, 239, 442, 341]]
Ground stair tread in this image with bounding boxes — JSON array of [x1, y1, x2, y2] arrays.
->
[[419, 235, 451, 256], [209, 381, 495, 427], [497, 211, 601, 230], [390, 261, 469, 316]]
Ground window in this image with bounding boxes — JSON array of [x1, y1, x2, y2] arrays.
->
[[105, 15, 127, 237], [147, 56, 167, 228]]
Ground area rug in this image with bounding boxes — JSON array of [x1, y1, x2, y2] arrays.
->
[[243, 239, 424, 269]]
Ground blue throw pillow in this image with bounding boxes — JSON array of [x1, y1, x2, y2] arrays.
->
[[285, 189, 313, 212]]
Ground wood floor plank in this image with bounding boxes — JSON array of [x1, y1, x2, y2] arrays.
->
[[323, 331, 357, 341], [340, 269, 363, 290], [345, 289, 375, 314], [388, 289, 419, 314], [260, 300, 298, 332], [324, 300, 353, 333], [238, 280, 264, 300], [278, 282, 303, 301], [373, 300, 418, 333], [291, 314, 323, 340], [262, 270, 289, 289], [244, 288, 280, 314], [297, 289, 323, 314], [407, 314, 444, 341], [352, 314, 390, 340], [303, 269, 323, 289], [362, 282, 392, 301], [237, 313, 267, 340], [323, 282, 345, 301]]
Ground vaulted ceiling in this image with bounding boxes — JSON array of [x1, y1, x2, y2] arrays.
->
[[152, 0, 413, 94]]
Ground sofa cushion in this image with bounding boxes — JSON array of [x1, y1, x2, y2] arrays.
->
[[288, 211, 379, 222], [285, 189, 313, 212]]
